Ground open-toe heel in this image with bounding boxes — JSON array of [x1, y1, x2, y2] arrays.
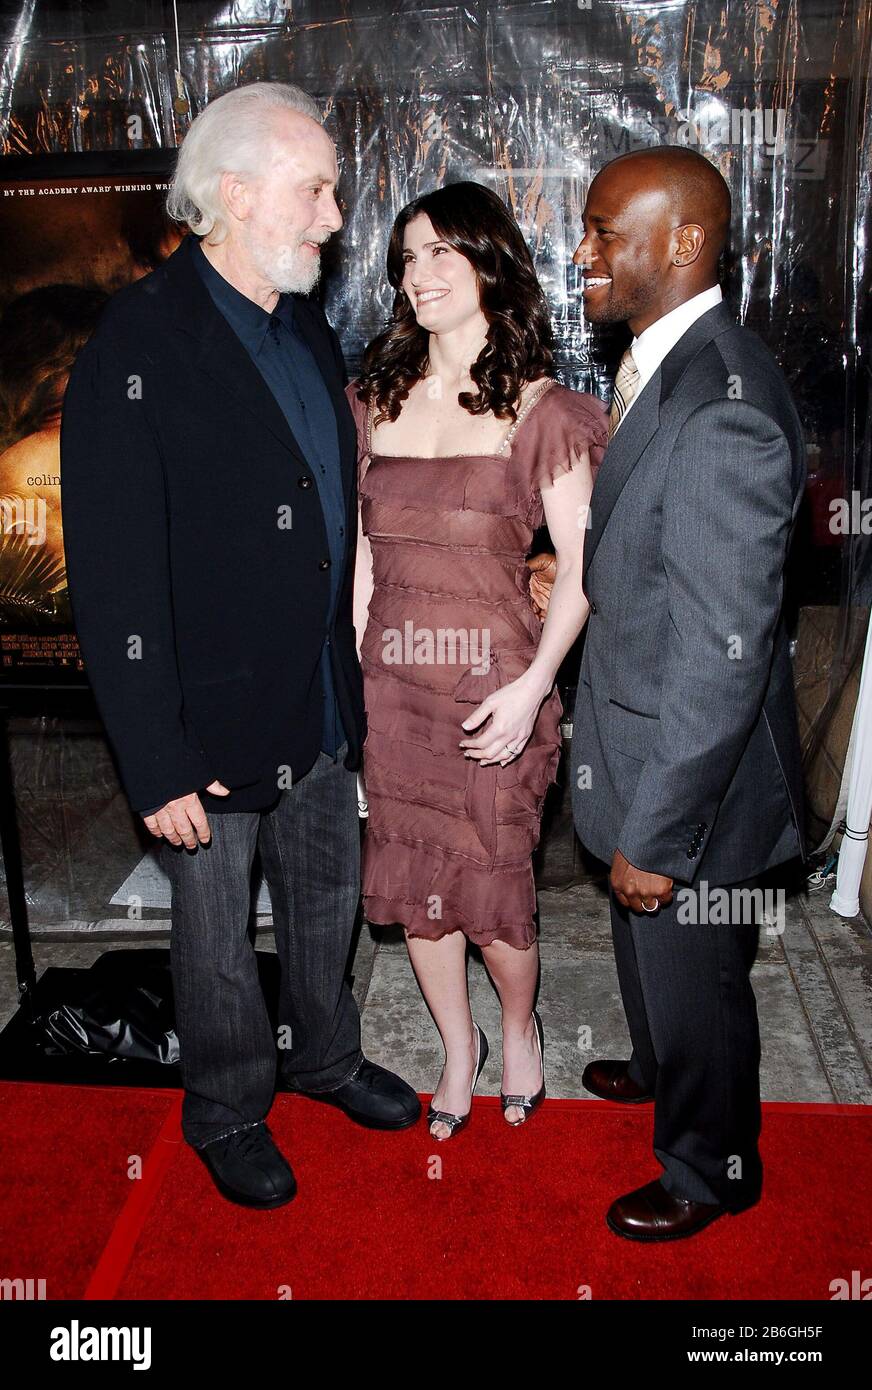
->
[[501, 1010, 546, 1126], [427, 1023, 489, 1140]]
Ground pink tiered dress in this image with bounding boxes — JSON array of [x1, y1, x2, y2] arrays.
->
[[345, 377, 608, 949]]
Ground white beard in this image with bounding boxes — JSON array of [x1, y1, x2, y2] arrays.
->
[[247, 229, 323, 295]]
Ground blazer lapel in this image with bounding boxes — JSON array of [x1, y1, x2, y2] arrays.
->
[[583, 371, 661, 585], [162, 235, 312, 469], [583, 301, 736, 583], [194, 326, 312, 463], [658, 300, 734, 402]]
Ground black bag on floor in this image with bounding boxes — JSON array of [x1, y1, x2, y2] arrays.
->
[[43, 948, 180, 1063]]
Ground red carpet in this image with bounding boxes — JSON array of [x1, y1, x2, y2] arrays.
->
[[2, 1081, 870, 1300]]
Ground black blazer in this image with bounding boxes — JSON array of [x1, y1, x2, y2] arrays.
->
[[60, 232, 365, 814]]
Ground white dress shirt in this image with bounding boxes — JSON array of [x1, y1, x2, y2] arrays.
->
[[618, 284, 723, 427]]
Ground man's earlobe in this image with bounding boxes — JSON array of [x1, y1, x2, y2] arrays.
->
[[673, 223, 706, 266]]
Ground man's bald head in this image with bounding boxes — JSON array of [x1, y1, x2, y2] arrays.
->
[[599, 146, 731, 261], [575, 145, 732, 333]]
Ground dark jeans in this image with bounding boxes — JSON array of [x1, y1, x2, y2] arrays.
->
[[161, 743, 364, 1149], [611, 874, 764, 1211]]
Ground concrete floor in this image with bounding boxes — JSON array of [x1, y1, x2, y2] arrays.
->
[[4, 721, 871, 1103], [2, 872, 871, 1105]]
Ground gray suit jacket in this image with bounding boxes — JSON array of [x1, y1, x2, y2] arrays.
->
[[571, 301, 806, 885]]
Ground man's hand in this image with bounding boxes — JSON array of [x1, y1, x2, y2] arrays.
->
[[143, 780, 231, 849], [526, 551, 557, 620], [610, 848, 674, 915]]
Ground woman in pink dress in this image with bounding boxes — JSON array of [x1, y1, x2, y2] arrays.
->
[[346, 182, 608, 1139]]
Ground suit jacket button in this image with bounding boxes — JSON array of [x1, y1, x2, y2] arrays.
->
[[319, 558, 331, 570], [298, 475, 312, 488], [589, 601, 598, 615]]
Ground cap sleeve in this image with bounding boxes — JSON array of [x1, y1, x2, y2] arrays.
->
[[344, 379, 374, 489], [513, 385, 610, 530]]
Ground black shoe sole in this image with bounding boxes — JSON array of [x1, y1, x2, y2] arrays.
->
[[195, 1150, 298, 1209], [582, 1083, 654, 1104], [605, 1207, 725, 1242], [297, 1089, 422, 1130]]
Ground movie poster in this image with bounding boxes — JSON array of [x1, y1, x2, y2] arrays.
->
[[0, 152, 178, 683]]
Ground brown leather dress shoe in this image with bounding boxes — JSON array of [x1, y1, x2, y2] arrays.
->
[[582, 1058, 653, 1103], [607, 1179, 725, 1242]]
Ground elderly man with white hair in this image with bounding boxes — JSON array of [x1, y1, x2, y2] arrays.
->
[[61, 82, 420, 1209]]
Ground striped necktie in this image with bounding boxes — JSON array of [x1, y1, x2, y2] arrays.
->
[[609, 349, 641, 438]]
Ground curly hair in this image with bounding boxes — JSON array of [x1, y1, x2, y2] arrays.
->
[[355, 181, 555, 427]]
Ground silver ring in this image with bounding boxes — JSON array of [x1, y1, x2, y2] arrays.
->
[[504, 744, 516, 755], [641, 898, 659, 913]]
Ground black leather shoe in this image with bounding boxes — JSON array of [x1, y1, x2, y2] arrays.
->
[[296, 1059, 421, 1130], [582, 1058, 653, 1103], [195, 1122, 297, 1209], [607, 1179, 725, 1242]]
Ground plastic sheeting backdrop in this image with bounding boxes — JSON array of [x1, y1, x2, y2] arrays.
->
[[0, 0, 870, 925]]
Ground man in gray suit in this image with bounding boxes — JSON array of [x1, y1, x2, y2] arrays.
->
[[570, 146, 806, 1241]]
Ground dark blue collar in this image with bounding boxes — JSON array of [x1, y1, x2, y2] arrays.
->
[[190, 235, 296, 350]]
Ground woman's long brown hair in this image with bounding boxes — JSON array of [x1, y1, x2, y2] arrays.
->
[[354, 181, 555, 428]]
